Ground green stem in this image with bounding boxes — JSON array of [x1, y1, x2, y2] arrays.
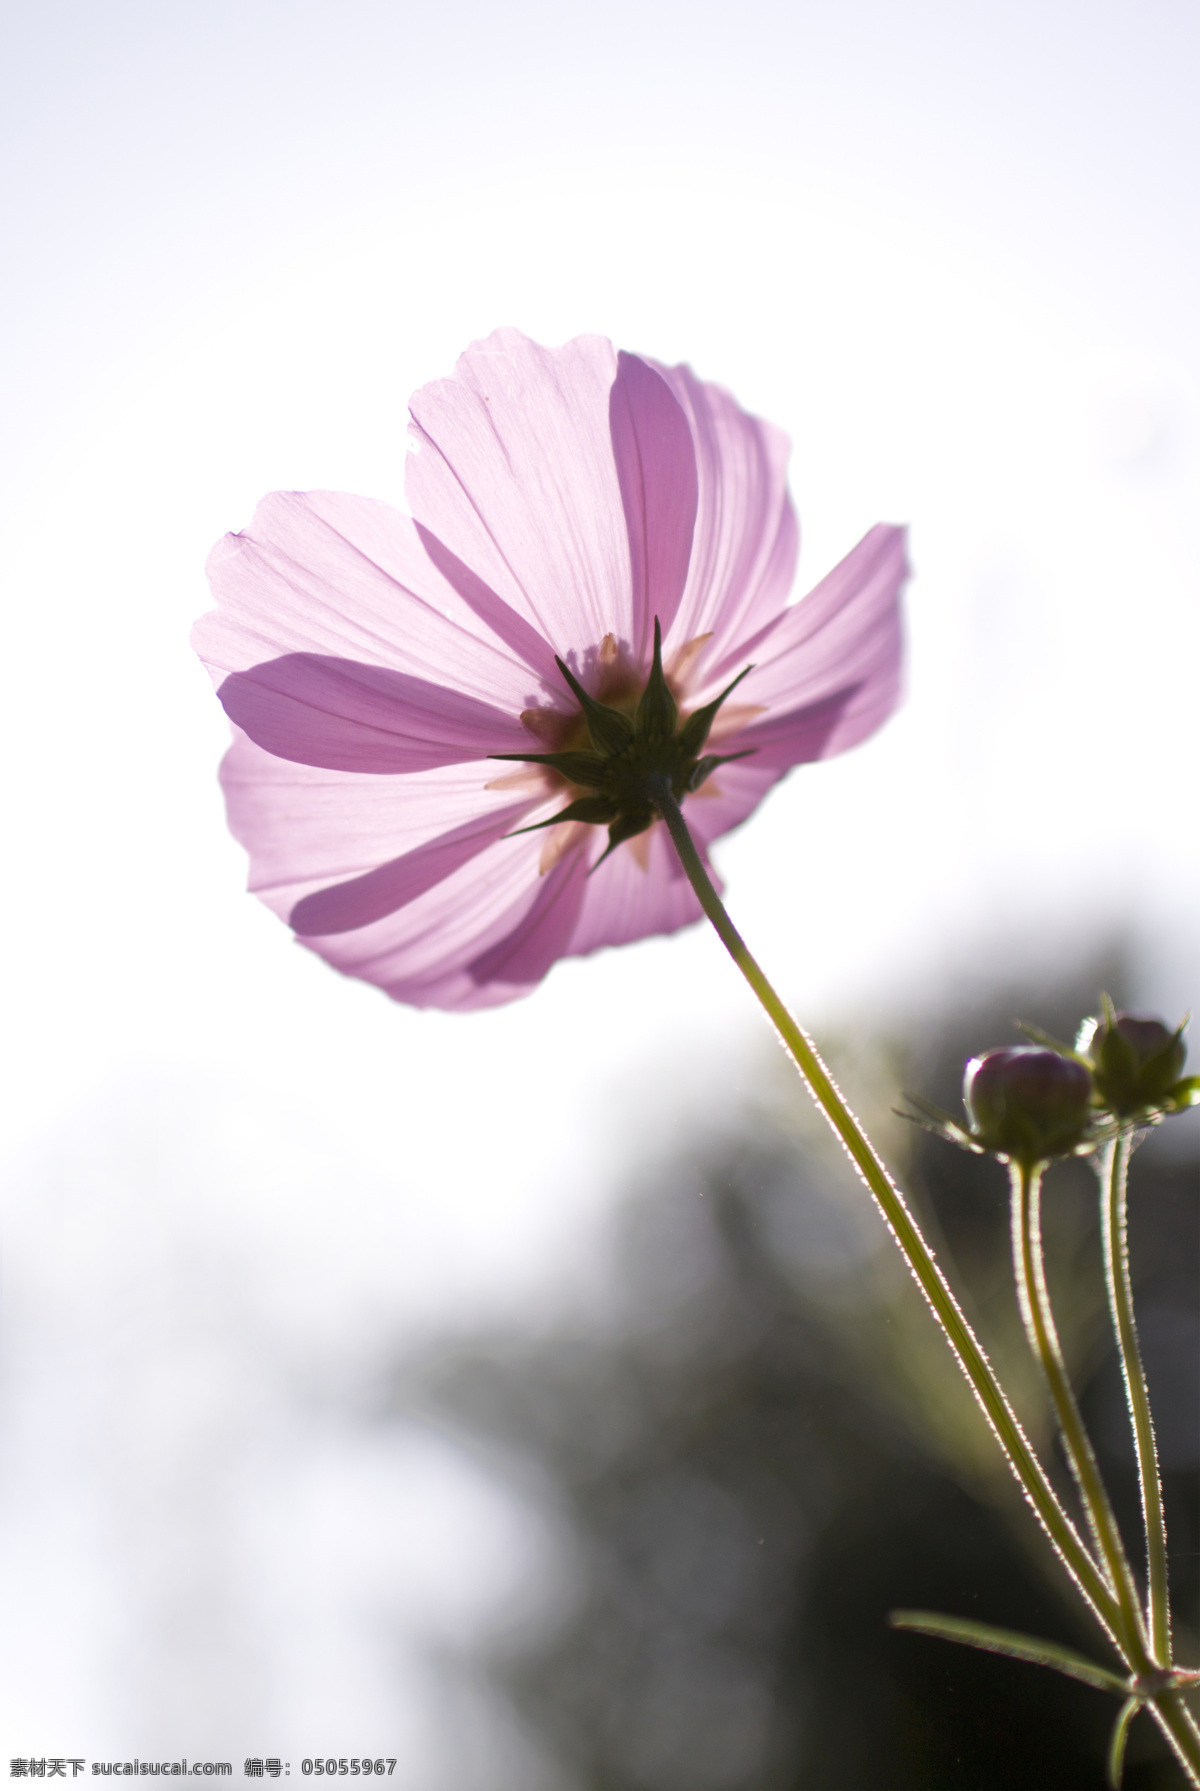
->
[[1100, 1130, 1172, 1664], [1152, 1694, 1200, 1790], [648, 782, 1126, 1647], [1009, 1160, 1150, 1668]]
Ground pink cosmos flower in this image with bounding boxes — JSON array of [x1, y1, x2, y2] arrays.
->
[[193, 329, 907, 1011]]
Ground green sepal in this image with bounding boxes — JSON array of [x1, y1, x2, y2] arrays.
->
[[1018, 1019, 1091, 1065], [494, 624, 758, 871], [895, 1095, 981, 1154], [889, 1611, 1129, 1696], [505, 794, 619, 836], [553, 657, 634, 756], [635, 618, 678, 741], [490, 749, 610, 787], [589, 805, 655, 873], [688, 748, 757, 791], [1165, 1074, 1200, 1111], [676, 663, 754, 758]]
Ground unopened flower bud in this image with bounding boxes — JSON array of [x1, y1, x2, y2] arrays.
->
[[1087, 1012, 1187, 1116], [964, 1046, 1095, 1164]]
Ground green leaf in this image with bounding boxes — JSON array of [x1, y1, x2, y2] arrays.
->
[[1106, 1696, 1141, 1790], [889, 1611, 1129, 1695]]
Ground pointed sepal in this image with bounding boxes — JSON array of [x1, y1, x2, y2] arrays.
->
[[676, 664, 754, 759], [687, 748, 757, 792], [505, 794, 619, 837], [554, 657, 634, 756], [490, 749, 611, 788], [1017, 1018, 1091, 1064], [589, 806, 655, 874], [635, 618, 678, 742], [895, 1094, 982, 1154]]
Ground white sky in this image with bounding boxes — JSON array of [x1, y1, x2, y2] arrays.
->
[[0, 0, 1197, 1764]]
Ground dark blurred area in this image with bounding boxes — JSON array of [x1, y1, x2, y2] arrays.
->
[[399, 962, 1199, 1789]]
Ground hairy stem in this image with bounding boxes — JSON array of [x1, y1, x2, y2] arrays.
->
[[1151, 1694, 1200, 1789], [1009, 1159, 1149, 1666], [1100, 1130, 1172, 1664], [648, 781, 1126, 1647]]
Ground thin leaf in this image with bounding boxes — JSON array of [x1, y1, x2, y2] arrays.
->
[[889, 1611, 1129, 1696], [1107, 1696, 1141, 1790]]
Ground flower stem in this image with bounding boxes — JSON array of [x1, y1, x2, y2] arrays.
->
[[1008, 1159, 1150, 1668], [647, 782, 1126, 1646], [1100, 1130, 1172, 1664]]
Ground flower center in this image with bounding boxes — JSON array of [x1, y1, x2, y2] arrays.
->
[[491, 620, 754, 867]]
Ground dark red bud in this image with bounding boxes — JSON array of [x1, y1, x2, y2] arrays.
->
[[964, 1046, 1094, 1163]]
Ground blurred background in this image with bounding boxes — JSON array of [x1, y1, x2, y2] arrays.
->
[[0, 0, 1197, 1781]]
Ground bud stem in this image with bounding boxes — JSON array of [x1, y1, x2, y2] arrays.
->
[[647, 780, 1125, 1644], [1008, 1159, 1150, 1668], [1100, 1131, 1172, 1665]]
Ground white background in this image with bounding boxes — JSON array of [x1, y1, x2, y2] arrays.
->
[[0, 0, 1197, 1774]]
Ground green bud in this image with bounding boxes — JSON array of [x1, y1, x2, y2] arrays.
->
[[1086, 1010, 1189, 1116]]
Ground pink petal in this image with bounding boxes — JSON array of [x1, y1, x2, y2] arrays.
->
[[466, 849, 591, 989], [649, 360, 799, 672], [304, 829, 589, 1011], [222, 731, 596, 1008], [216, 653, 532, 774], [220, 736, 542, 924], [195, 489, 557, 770], [681, 755, 795, 849], [608, 351, 698, 660], [716, 523, 907, 764], [565, 820, 706, 956], [288, 803, 536, 935], [562, 757, 790, 963], [408, 329, 696, 675]]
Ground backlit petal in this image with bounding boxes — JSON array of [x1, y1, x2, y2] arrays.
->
[[565, 821, 705, 956], [609, 350, 699, 661], [196, 489, 557, 768], [306, 829, 589, 1011], [407, 330, 642, 673], [220, 735, 542, 925], [651, 360, 799, 671], [716, 523, 906, 763]]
